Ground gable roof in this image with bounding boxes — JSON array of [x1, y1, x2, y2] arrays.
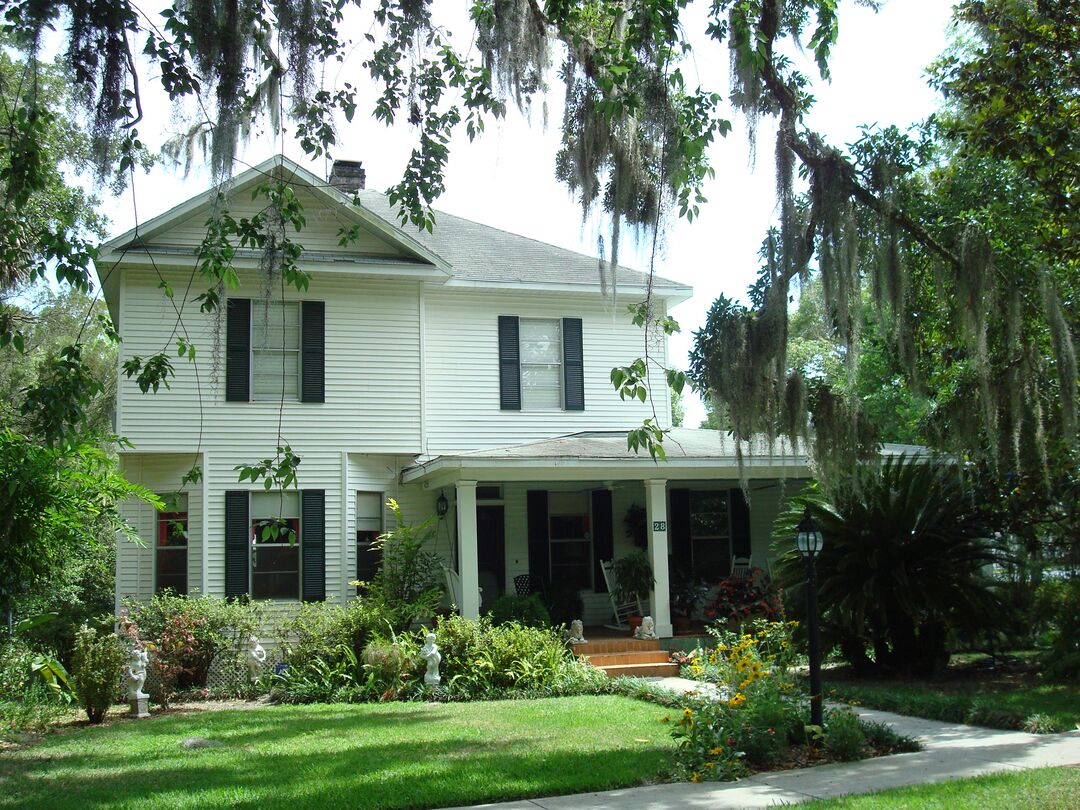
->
[[97, 155, 692, 302]]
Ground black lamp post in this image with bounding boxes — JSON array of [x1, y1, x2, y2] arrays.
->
[[796, 505, 824, 729]]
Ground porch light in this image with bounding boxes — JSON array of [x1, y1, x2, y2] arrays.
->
[[436, 492, 449, 517], [794, 504, 824, 730], [795, 507, 823, 558]]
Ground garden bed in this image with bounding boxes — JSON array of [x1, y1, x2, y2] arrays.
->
[[822, 655, 1080, 733], [0, 696, 674, 809]]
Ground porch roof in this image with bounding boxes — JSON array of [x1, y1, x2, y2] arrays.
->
[[401, 429, 927, 487]]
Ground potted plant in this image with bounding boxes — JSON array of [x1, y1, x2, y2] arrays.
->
[[610, 551, 654, 632], [670, 571, 710, 634]]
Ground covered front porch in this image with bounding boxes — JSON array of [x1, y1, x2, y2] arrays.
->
[[402, 429, 809, 638]]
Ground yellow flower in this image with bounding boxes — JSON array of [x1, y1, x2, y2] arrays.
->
[[709, 746, 723, 755], [661, 715, 671, 723], [683, 707, 693, 719], [705, 762, 715, 769], [691, 772, 702, 783], [727, 693, 746, 708]]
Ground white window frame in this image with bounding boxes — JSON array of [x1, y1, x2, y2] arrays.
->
[[355, 491, 385, 588], [689, 490, 732, 579], [250, 490, 302, 601], [251, 301, 302, 402], [548, 491, 592, 590], [154, 493, 189, 595], [519, 317, 563, 410]]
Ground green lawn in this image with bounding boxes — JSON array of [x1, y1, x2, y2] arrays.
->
[[800, 766, 1080, 809], [0, 696, 674, 809], [826, 679, 1080, 733]]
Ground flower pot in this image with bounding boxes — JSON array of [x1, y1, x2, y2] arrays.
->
[[628, 615, 644, 633]]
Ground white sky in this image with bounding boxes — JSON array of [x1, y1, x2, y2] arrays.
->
[[103, 0, 954, 427]]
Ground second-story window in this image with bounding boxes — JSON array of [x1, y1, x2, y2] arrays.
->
[[520, 318, 562, 409], [498, 315, 584, 412], [252, 302, 300, 400]]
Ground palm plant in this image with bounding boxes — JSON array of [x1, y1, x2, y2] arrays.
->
[[773, 456, 1007, 678]]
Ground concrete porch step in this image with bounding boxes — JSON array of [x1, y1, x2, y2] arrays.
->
[[594, 661, 681, 678], [579, 650, 672, 666]]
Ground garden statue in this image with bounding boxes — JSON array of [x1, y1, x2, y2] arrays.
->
[[124, 646, 150, 718], [634, 616, 657, 640], [420, 632, 441, 686], [567, 619, 587, 645], [243, 634, 267, 680]]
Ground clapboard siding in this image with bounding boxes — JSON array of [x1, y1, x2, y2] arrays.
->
[[146, 186, 405, 256], [423, 289, 670, 454], [117, 267, 422, 451]]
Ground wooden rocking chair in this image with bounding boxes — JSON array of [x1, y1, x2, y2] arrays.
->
[[729, 556, 752, 581], [443, 566, 482, 613], [601, 559, 643, 631]]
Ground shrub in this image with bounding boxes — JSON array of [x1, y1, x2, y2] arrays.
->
[[825, 707, 867, 761], [271, 645, 362, 704], [1, 683, 69, 736], [364, 499, 444, 631], [71, 625, 126, 724], [1023, 713, 1062, 734], [859, 718, 920, 753], [703, 568, 780, 625], [773, 458, 1005, 679], [1034, 577, 1080, 681], [122, 593, 263, 689], [276, 596, 390, 670], [542, 580, 584, 627], [362, 636, 420, 698], [488, 594, 550, 628]]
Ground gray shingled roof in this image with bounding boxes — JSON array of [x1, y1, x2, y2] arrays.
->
[[355, 189, 688, 291]]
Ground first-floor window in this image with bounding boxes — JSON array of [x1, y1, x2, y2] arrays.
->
[[356, 491, 384, 591], [549, 491, 591, 590], [690, 491, 731, 581], [155, 494, 188, 594], [251, 490, 301, 600]]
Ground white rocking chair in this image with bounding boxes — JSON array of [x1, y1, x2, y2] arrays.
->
[[601, 559, 643, 631], [443, 566, 482, 613], [730, 556, 752, 581]]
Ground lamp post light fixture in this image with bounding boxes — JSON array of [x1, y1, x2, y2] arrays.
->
[[435, 492, 449, 518], [796, 505, 825, 729]]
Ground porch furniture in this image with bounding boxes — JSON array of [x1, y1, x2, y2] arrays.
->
[[600, 559, 644, 631], [443, 566, 482, 613], [730, 556, 752, 581], [513, 574, 533, 596]]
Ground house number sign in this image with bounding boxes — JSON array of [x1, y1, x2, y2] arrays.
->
[[652, 520, 667, 532]]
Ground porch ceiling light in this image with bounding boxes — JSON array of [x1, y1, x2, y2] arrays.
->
[[436, 492, 449, 517], [795, 506, 823, 559]]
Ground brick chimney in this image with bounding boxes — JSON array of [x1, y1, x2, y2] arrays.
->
[[329, 159, 366, 192]]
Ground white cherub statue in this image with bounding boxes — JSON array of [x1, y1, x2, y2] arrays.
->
[[634, 616, 657, 640], [243, 634, 267, 680], [567, 619, 587, 645], [124, 646, 149, 701], [420, 632, 442, 686]]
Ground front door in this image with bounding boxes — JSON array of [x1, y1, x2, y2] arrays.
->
[[476, 505, 505, 613]]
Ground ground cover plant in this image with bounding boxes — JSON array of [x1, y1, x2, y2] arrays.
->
[[0, 697, 673, 810], [824, 667, 1080, 734], [798, 765, 1080, 810]]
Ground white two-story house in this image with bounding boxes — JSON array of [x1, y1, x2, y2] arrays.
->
[[99, 155, 814, 636]]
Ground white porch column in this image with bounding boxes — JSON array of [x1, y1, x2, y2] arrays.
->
[[644, 478, 673, 638], [455, 480, 481, 619]]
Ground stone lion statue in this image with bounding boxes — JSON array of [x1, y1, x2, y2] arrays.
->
[[634, 616, 657, 640]]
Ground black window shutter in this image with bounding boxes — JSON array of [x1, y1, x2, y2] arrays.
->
[[591, 489, 613, 593], [224, 491, 249, 598], [498, 315, 521, 410], [301, 490, 326, 602], [300, 301, 325, 403], [562, 317, 584, 411], [669, 488, 692, 576], [731, 488, 752, 558], [225, 298, 251, 402], [526, 490, 549, 590]]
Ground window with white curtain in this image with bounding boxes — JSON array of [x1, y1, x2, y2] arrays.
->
[[519, 318, 562, 409]]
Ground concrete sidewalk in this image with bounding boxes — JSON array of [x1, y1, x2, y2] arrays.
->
[[447, 704, 1080, 809]]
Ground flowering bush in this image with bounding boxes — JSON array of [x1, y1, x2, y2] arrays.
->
[[667, 620, 805, 780], [703, 568, 781, 624]]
